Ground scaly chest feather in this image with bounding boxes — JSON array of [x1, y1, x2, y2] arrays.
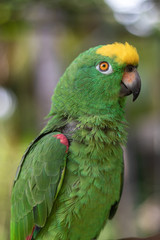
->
[[43, 137, 124, 240], [62, 141, 123, 239]]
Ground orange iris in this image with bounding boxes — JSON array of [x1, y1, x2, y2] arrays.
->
[[99, 62, 109, 71]]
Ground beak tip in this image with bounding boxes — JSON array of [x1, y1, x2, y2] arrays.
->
[[132, 88, 141, 102], [133, 95, 137, 102]]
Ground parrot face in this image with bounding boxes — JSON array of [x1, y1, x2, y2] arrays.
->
[[51, 42, 141, 117]]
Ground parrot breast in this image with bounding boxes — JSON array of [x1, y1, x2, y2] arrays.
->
[[37, 117, 125, 240]]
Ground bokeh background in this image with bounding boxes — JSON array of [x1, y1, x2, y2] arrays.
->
[[0, 0, 160, 239]]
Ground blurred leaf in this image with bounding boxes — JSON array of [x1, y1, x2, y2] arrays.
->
[[0, 3, 11, 25], [0, 20, 30, 40]]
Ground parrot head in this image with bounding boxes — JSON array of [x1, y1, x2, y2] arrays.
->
[[50, 42, 141, 118]]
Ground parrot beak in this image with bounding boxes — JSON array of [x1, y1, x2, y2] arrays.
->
[[120, 65, 141, 101]]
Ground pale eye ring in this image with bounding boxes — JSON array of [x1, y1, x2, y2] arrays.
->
[[96, 61, 113, 75]]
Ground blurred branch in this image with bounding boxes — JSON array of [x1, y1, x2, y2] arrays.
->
[[119, 233, 160, 240]]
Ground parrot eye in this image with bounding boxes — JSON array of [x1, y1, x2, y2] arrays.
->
[[96, 61, 113, 75]]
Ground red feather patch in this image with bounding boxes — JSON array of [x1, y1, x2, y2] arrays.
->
[[26, 226, 35, 240], [53, 134, 69, 153]]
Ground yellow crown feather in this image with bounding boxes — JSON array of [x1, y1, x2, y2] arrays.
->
[[96, 42, 139, 65]]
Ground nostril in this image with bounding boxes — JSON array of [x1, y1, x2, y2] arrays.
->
[[126, 65, 134, 72]]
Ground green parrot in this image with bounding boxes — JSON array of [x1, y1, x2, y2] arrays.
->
[[10, 42, 141, 240]]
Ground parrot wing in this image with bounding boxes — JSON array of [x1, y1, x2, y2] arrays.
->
[[109, 164, 124, 219], [10, 132, 69, 240]]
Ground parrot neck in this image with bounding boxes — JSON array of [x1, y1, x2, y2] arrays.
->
[[43, 108, 128, 149], [74, 113, 127, 146], [48, 80, 127, 118], [43, 97, 127, 146]]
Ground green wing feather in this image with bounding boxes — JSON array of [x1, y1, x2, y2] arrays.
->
[[10, 132, 68, 240], [109, 165, 124, 219]]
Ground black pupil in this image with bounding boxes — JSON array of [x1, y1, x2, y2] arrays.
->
[[101, 63, 108, 70]]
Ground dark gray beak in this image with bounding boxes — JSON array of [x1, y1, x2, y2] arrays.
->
[[120, 65, 141, 101]]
